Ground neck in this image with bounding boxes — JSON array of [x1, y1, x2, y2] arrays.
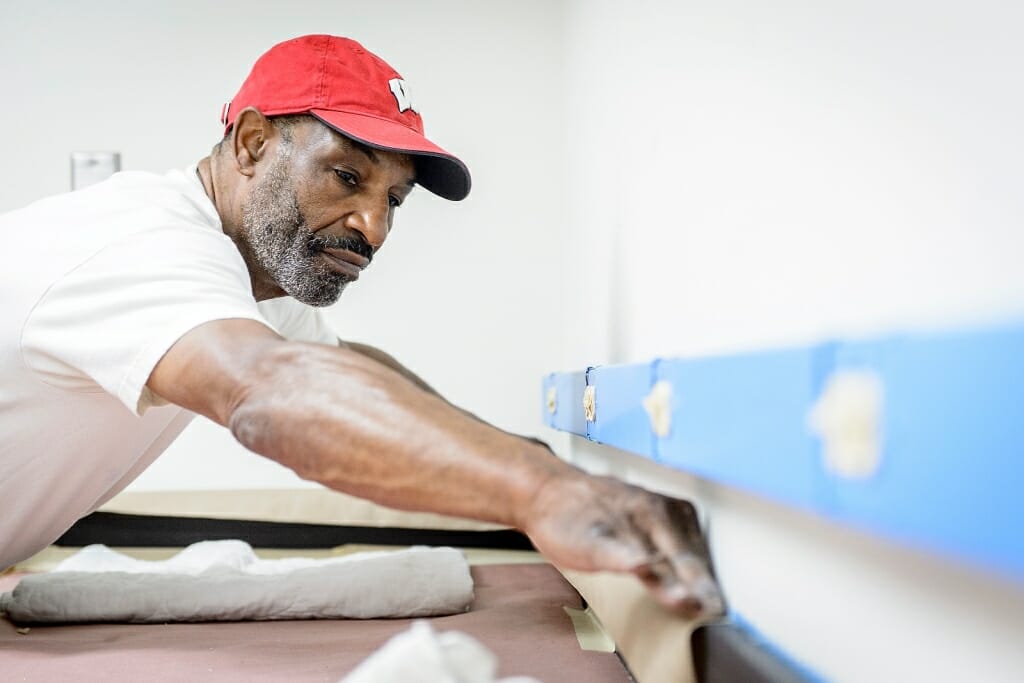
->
[[195, 153, 285, 302]]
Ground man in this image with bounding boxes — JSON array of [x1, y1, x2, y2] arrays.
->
[[0, 35, 722, 616]]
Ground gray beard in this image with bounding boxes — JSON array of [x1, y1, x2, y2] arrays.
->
[[240, 152, 349, 307]]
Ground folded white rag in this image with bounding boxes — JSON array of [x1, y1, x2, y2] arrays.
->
[[341, 621, 541, 683], [0, 540, 474, 624]]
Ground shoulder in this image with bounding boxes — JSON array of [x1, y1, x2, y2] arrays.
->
[[103, 167, 223, 231], [2, 167, 227, 263]]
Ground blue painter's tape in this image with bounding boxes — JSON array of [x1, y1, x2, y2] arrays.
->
[[541, 319, 1024, 579], [827, 324, 1024, 579], [551, 370, 588, 437], [587, 362, 657, 459], [655, 345, 836, 511]]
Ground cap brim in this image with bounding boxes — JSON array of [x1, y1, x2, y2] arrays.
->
[[310, 109, 471, 201]]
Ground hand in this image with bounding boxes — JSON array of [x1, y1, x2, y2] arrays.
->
[[523, 473, 725, 618]]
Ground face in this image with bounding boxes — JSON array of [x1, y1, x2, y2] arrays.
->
[[239, 118, 416, 306]]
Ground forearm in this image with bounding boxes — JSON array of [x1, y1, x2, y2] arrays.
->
[[228, 341, 573, 528]]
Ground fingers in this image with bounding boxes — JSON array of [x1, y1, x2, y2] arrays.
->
[[634, 560, 704, 617], [586, 536, 654, 574], [631, 551, 724, 617], [628, 495, 726, 618], [579, 518, 654, 573], [525, 474, 726, 618]]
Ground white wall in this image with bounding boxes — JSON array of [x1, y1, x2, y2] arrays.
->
[[560, 3, 1024, 680], [1, 1, 568, 490], [562, 0, 1024, 366]]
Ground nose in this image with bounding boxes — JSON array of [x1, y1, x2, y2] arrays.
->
[[341, 197, 391, 250]]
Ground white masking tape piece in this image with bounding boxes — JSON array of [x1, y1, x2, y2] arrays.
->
[[808, 370, 885, 479]]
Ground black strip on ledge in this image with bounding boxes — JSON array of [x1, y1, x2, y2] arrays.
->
[[56, 511, 536, 551], [692, 622, 812, 683]]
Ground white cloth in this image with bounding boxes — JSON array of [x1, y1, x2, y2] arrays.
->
[[341, 621, 541, 683], [0, 168, 336, 571], [0, 541, 473, 623]]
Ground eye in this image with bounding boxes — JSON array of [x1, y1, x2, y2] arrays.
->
[[388, 195, 403, 208], [334, 169, 358, 186]]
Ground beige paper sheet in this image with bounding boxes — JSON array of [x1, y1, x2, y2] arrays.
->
[[562, 569, 703, 683]]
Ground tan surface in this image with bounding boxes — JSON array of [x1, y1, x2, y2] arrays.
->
[[101, 488, 506, 530], [563, 569, 705, 683]]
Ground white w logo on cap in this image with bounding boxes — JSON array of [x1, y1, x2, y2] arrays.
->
[[388, 78, 416, 113]]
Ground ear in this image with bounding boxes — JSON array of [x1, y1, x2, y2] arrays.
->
[[231, 107, 276, 177]]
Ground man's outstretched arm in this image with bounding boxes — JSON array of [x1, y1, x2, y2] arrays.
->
[[149, 318, 723, 617]]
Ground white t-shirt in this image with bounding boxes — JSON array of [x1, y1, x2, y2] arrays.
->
[[0, 167, 337, 570]]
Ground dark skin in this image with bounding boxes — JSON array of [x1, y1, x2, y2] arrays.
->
[[152, 110, 724, 617]]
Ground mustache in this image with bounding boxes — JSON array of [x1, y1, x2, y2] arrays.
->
[[307, 233, 374, 263]]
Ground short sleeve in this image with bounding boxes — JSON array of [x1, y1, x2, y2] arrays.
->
[[21, 224, 269, 415], [256, 297, 337, 345]]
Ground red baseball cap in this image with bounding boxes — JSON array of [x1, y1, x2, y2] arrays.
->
[[222, 35, 471, 201]]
